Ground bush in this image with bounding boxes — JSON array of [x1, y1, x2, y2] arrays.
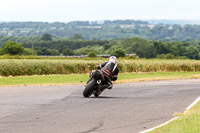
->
[[157, 54, 175, 59], [176, 56, 188, 59], [125, 55, 138, 59], [87, 51, 97, 57], [110, 48, 126, 58]]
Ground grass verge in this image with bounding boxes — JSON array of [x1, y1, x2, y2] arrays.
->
[[148, 100, 200, 133], [1, 72, 200, 86]]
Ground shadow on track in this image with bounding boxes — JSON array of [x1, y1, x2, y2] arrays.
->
[[88, 96, 128, 99]]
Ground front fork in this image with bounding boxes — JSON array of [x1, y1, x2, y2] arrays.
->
[[93, 80, 101, 97], [97, 80, 101, 92]]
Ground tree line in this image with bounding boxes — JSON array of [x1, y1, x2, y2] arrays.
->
[[1, 20, 200, 41], [0, 35, 200, 59]]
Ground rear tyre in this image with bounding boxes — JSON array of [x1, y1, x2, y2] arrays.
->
[[94, 93, 100, 97], [83, 79, 96, 97]]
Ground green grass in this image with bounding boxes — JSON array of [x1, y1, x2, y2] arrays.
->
[[118, 72, 200, 80], [0, 74, 89, 86], [1, 72, 200, 86], [148, 101, 200, 133]]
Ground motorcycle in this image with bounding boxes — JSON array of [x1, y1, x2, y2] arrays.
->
[[83, 69, 108, 97]]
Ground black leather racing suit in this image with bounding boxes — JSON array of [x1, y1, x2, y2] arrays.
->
[[97, 61, 119, 89]]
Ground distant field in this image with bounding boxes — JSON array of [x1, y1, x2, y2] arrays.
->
[[1, 58, 200, 76]]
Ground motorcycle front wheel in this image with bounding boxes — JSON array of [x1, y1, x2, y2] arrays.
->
[[83, 79, 96, 97]]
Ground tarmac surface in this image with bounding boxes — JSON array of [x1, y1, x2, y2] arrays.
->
[[0, 79, 200, 133]]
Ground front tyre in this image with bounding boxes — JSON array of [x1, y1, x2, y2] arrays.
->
[[83, 79, 96, 97]]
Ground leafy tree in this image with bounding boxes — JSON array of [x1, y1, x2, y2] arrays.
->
[[74, 46, 94, 55], [123, 37, 155, 58], [87, 51, 97, 57], [36, 48, 51, 55], [41, 33, 52, 41], [1, 40, 24, 55], [186, 46, 199, 59], [171, 43, 186, 56], [49, 49, 60, 55], [154, 41, 172, 55], [55, 44, 68, 53], [0, 48, 3, 55], [183, 36, 193, 41], [62, 47, 74, 55], [110, 48, 126, 58], [72, 34, 84, 40], [22, 48, 37, 55], [104, 41, 118, 50]]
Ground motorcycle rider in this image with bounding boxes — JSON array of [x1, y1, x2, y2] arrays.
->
[[97, 56, 119, 90]]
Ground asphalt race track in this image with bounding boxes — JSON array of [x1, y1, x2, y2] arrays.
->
[[0, 79, 200, 133]]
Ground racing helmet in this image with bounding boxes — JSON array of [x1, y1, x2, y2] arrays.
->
[[109, 56, 117, 64]]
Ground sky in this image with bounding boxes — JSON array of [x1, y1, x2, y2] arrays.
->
[[1, 0, 200, 22]]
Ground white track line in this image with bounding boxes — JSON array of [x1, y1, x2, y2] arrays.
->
[[186, 96, 200, 111], [139, 96, 200, 133]]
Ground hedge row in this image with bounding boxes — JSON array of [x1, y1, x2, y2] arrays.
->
[[1, 59, 200, 76]]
